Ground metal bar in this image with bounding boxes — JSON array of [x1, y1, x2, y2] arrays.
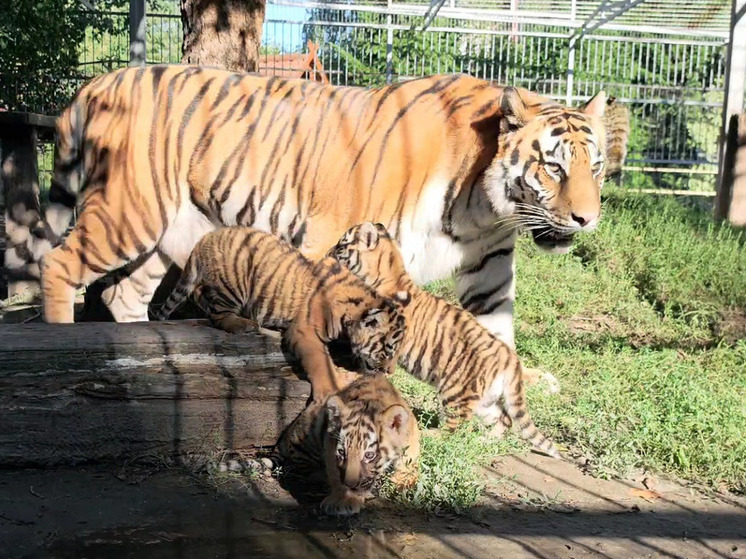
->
[[268, 0, 731, 39], [421, 0, 449, 30], [129, 0, 146, 65], [716, 0, 746, 221], [565, 0, 576, 105], [386, 0, 394, 83]]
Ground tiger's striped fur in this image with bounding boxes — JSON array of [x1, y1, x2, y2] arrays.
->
[[601, 96, 630, 178], [40, 65, 612, 359], [154, 226, 410, 400], [328, 222, 560, 459], [271, 373, 420, 516]]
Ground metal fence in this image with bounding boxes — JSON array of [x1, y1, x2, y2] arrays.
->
[[0, 0, 739, 193]]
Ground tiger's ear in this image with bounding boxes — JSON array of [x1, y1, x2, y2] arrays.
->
[[382, 404, 410, 436], [393, 290, 411, 308], [582, 91, 607, 118], [500, 86, 531, 130], [355, 222, 380, 251]]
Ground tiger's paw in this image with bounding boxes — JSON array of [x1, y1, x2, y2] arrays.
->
[[523, 367, 561, 395], [487, 416, 512, 439], [389, 467, 418, 489], [212, 315, 260, 334], [320, 492, 365, 516]]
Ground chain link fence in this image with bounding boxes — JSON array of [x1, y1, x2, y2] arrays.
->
[[0, 0, 738, 193]]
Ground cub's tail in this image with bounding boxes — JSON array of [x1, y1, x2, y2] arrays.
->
[[152, 256, 199, 320], [504, 363, 562, 459]]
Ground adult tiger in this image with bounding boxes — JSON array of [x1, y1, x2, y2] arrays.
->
[[41, 64, 608, 352]]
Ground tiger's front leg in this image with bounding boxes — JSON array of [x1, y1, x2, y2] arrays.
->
[[284, 321, 342, 402], [456, 246, 560, 394]]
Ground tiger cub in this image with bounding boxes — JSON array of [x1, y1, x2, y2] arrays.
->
[[328, 223, 560, 459], [271, 373, 420, 516], [154, 226, 410, 401]]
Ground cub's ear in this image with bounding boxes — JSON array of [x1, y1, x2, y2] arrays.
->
[[501, 86, 531, 130], [360, 307, 384, 328], [382, 404, 410, 436], [582, 91, 607, 118], [355, 222, 380, 251], [393, 290, 411, 307]]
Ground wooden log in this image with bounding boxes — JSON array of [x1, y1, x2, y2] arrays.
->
[[0, 320, 314, 467]]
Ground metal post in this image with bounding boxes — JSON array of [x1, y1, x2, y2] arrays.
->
[[715, 0, 746, 222], [566, 0, 577, 105], [386, 0, 394, 84], [129, 0, 147, 66]]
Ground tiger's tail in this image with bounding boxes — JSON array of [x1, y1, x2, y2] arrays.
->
[[45, 94, 87, 243], [153, 255, 199, 320], [504, 363, 562, 459]]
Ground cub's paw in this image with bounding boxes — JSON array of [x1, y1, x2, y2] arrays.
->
[[320, 493, 365, 516], [213, 315, 260, 334], [389, 467, 418, 489], [487, 412, 512, 438]]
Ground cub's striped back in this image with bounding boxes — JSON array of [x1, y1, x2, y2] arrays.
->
[[328, 222, 560, 458], [155, 226, 410, 401]]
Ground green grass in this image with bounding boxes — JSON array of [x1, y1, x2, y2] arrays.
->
[[382, 370, 522, 513], [387, 188, 746, 512], [516, 189, 746, 493]]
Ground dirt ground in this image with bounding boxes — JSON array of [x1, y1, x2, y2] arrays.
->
[[2, 452, 744, 559]]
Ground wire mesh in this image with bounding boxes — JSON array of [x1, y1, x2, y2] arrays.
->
[[0, 0, 739, 193]]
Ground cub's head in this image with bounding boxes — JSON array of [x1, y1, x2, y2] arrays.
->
[[327, 222, 409, 296], [345, 295, 409, 374], [325, 394, 413, 495], [485, 87, 608, 253]]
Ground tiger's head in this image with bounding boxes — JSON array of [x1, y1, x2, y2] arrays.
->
[[484, 87, 608, 253], [327, 222, 410, 297], [345, 293, 409, 374], [325, 395, 413, 496]]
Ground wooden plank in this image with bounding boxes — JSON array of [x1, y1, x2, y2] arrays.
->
[[0, 320, 314, 467], [0, 111, 57, 132]]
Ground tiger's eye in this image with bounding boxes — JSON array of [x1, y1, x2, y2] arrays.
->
[[364, 450, 377, 461], [545, 162, 563, 175]]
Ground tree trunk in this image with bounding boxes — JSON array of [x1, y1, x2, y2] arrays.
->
[[180, 0, 266, 73]]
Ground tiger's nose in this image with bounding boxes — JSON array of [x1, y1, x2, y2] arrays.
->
[[570, 211, 599, 229]]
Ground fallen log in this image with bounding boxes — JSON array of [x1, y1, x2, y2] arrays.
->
[[0, 320, 315, 467]]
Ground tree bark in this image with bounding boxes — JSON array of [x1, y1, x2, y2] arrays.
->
[[180, 0, 266, 73]]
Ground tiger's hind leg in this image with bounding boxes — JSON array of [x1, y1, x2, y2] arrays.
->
[[441, 395, 481, 432], [86, 250, 172, 322], [41, 211, 159, 323], [211, 313, 260, 334], [195, 286, 259, 334]]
